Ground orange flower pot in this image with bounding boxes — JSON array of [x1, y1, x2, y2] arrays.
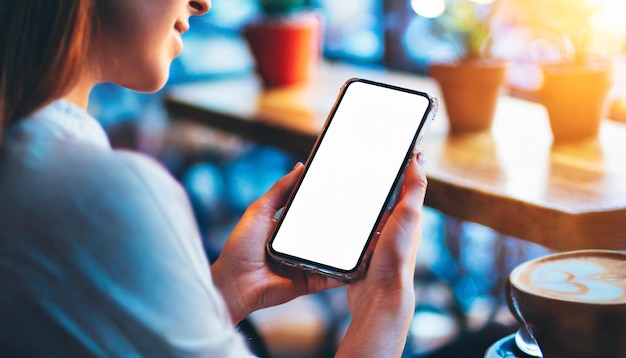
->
[[430, 59, 507, 134], [539, 62, 613, 144], [244, 13, 321, 88]]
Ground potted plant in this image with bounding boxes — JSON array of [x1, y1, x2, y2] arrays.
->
[[501, 0, 623, 143], [243, 0, 322, 88], [418, 0, 507, 134]]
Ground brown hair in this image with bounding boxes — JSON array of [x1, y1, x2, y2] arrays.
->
[[0, 0, 94, 136]]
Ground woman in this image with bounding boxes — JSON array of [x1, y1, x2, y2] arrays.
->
[[0, 1, 428, 356]]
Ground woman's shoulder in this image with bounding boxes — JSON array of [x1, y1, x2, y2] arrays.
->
[[2, 134, 188, 218], [2, 100, 183, 198], [0, 103, 194, 236], [2, 141, 200, 256], [65, 146, 187, 203], [91, 148, 177, 186]]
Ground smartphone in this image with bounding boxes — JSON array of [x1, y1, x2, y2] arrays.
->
[[266, 78, 437, 282]]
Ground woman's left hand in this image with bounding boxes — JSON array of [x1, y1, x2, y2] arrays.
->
[[211, 163, 342, 324]]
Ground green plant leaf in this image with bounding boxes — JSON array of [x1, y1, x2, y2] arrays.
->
[[259, 0, 308, 17]]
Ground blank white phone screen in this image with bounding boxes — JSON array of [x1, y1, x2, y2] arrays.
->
[[271, 81, 430, 271]]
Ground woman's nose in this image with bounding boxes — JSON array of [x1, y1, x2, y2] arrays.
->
[[189, 0, 211, 16]]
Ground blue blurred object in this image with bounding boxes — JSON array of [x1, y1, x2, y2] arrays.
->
[[224, 146, 298, 213], [181, 162, 227, 258], [178, 145, 298, 259]]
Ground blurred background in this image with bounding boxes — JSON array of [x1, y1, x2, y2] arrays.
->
[[86, 0, 626, 356]]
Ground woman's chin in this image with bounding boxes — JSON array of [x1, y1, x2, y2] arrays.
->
[[127, 76, 169, 93], [116, 67, 170, 93], [137, 82, 168, 93]]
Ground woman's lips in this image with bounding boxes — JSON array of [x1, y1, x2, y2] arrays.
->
[[173, 22, 189, 54], [174, 21, 189, 36]]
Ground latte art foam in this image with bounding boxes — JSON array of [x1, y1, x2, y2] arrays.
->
[[512, 253, 626, 304]]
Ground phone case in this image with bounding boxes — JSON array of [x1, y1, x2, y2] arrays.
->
[[266, 78, 438, 282]]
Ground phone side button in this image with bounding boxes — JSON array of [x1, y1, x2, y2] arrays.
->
[[278, 259, 297, 268], [416, 134, 425, 147]]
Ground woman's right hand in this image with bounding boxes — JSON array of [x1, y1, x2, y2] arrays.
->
[[336, 152, 428, 358]]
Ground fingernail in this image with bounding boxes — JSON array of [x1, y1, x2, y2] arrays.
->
[[292, 162, 303, 170], [416, 151, 426, 166]]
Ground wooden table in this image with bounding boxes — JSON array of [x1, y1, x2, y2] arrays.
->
[[163, 61, 626, 251]]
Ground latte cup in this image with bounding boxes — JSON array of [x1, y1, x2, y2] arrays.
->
[[506, 249, 626, 358]]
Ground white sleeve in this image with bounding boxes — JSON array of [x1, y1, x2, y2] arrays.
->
[[0, 148, 251, 357], [76, 151, 257, 357]]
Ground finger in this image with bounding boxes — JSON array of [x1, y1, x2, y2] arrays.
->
[[253, 162, 305, 213], [416, 150, 427, 166], [382, 154, 427, 252], [395, 154, 427, 224], [398, 152, 427, 206]]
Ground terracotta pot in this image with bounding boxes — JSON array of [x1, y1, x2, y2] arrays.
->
[[429, 59, 507, 134], [539, 62, 613, 144], [243, 13, 321, 88]]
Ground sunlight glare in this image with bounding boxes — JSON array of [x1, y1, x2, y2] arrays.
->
[[469, 0, 495, 4], [410, 0, 446, 19], [591, 0, 626, 55], [596, 0, 626, 28]]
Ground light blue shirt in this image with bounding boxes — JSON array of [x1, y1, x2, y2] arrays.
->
[[0, 100, 252, 356]]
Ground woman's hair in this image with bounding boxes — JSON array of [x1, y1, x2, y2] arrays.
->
[[0, 0, 95, 136]]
